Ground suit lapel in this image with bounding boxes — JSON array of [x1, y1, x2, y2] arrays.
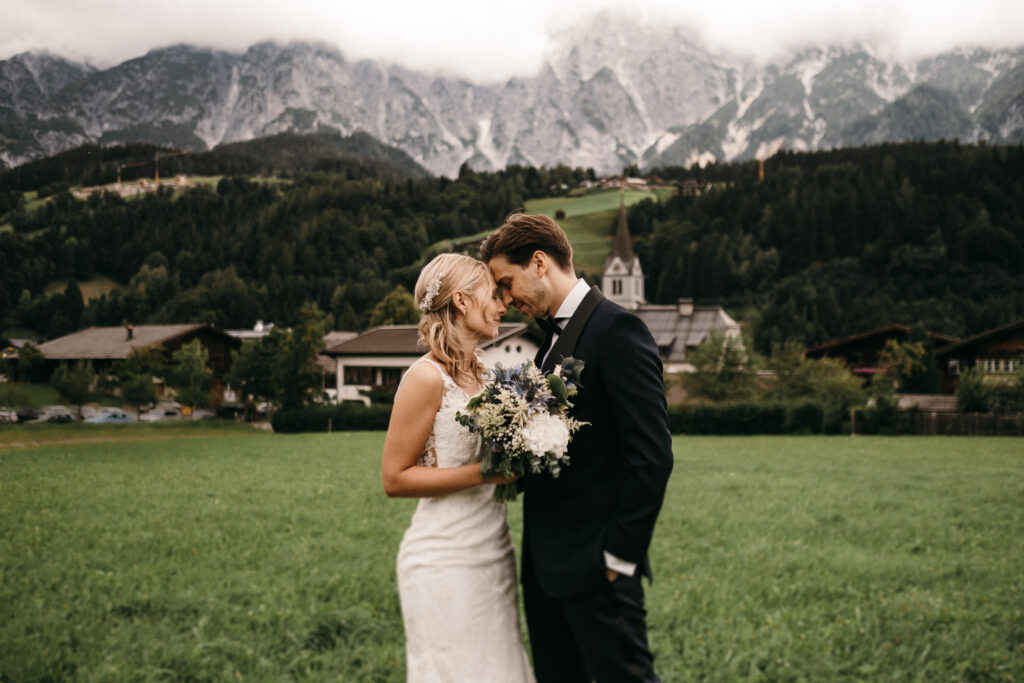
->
[[541, 286, 605, 372]]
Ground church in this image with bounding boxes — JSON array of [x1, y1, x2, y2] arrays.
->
[[601, 194, 741, 374]]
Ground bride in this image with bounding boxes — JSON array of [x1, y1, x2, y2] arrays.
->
[[382, 253, 535, 682]]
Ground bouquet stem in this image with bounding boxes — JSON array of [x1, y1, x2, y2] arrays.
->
[[493, 482, 519, 502]]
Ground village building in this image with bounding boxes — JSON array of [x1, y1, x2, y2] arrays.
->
[[599, 194, 741, 375], [804, 324, 960, 382], [936, 318, 1024, 393], [323, 324, 541, 405], [35, 324, 240, 396], [634, 299, 742, 374]]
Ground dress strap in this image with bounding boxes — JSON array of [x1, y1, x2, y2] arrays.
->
[[401, 356, 458, 392]]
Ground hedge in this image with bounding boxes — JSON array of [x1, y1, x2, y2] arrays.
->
[[271, 399, 918, 436], [668, 400, 852, 435], [271, 403, 392, 433]]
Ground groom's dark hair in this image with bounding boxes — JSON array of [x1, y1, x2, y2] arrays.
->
[[481, 212, 574, 272]]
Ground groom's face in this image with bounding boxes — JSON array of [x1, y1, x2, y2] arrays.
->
[[487, 253, 550, 319]]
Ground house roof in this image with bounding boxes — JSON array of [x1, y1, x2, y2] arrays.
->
[[805, 324, 960, 356], [324, 331, 358, 348], [324, 323, 540, 357], [935, 318, 1024, 357], [37, 324, 238, 360], [634, 304, 740, 364]]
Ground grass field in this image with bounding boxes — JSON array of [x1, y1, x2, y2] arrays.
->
[[1, 431, 1021, 681], [525, 189, 672, 275], [43, 275, 124, 302]]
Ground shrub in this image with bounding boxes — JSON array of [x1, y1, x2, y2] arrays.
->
[[785, 400, 825, 434], [851, 403, 914, 435], [956, 366, 992, 413]]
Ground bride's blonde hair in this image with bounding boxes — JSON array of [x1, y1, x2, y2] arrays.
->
[[415, 253, 491, 387]]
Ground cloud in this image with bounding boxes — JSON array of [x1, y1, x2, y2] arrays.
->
[[1, 0, 1021, 80]]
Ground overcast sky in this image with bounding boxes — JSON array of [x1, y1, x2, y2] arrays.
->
[[2, 0, 1022, 82]]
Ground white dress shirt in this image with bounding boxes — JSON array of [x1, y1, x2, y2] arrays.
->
[[543, 279, 637, 578]]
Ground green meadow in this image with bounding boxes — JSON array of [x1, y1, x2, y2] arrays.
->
[[525, 188, 672, 274], [1, 430, 1021, 681]]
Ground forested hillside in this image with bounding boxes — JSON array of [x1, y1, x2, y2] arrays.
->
[[1, 139, 1021, 353], [640, 141, 1024, 352], [0, 145, 589, 338], [0, 131, 430, 195]]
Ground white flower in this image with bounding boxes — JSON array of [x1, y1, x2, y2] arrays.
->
[[520, 411, 571, 458]]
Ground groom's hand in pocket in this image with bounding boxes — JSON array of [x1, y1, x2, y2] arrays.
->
[[605, 568, 619, 582]]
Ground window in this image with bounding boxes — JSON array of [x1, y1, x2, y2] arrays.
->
[[344, 366, 374, 385], [380, 368, 403, 389], [978, 357, 1018, 373]]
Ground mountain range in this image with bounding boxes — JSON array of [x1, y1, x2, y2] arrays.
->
[[1, 13, 1022, 176]]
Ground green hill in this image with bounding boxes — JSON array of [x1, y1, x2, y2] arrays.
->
[[0, 131, 430, 194], [525, 189, 672, 274]]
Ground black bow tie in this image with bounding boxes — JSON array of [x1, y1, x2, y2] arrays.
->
[[537, 316, 563, 337]]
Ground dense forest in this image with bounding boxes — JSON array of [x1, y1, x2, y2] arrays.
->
[[1, 137, 1022, 355], [641, 141, 1024, 352], [0, 135, 592, 339]]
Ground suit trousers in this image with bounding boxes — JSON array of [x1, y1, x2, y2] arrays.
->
[[523, 556, 659, 683]]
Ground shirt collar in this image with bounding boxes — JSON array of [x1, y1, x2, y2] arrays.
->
[[552, 279, 591, 320]]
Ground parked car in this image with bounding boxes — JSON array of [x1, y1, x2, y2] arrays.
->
[[0, 407, 17, 423], [139, 402, 183, 422], [84, 408, 134, 424], [28, 405, 75, 423]]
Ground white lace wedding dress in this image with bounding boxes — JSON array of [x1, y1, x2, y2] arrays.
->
[[396, 358, 534, 682]]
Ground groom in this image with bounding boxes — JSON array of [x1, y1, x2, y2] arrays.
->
[[482, 213, 674, 683]]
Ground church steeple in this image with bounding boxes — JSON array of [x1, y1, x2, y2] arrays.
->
[[612, 190, 635, 262], [601, 185, 645, 310]]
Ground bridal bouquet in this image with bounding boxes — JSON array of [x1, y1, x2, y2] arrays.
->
[[457, 358, 587, 502]]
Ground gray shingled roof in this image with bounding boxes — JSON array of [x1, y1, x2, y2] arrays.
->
[[37, 325, 211, 360], [634, 305, 739, 364], [324, 323, 539, 356]]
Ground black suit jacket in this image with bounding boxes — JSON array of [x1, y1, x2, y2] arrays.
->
[[523, 286, 674, 598]]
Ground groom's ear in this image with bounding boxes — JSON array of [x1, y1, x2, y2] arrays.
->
[[531, 250, 548, 277]]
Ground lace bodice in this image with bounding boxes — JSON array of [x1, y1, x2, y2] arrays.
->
[[409, 358, 482, 469]]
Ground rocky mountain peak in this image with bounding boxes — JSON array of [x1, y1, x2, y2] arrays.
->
[[1, 17, 1022, 175]]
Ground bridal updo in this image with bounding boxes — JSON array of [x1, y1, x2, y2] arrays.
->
[[415, 253, 490, 388]]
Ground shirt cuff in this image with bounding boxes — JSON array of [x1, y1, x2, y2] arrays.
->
[[603, 551, 637, 577]]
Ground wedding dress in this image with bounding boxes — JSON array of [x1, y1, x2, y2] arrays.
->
[[396, 358, 535, 683]]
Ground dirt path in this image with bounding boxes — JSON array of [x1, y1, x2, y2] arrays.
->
[[0, 434, 211, 449], [0, 423, 273, 449]]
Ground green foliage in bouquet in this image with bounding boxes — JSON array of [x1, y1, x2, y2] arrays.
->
[[457, 358, 587, 502]]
